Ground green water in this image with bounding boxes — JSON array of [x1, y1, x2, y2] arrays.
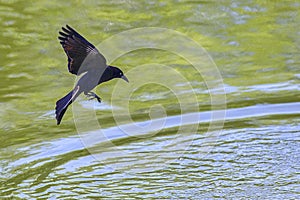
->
[[1, 0, 300, 199]]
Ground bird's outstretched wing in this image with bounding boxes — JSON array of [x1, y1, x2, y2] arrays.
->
[[58, 25, 107, 75]]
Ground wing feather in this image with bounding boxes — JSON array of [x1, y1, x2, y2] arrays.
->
[[58, 25, 107, 75]]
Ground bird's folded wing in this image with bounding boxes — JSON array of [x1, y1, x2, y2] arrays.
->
[[58, 25, 107, 75]]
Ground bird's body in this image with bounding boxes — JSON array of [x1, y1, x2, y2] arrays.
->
[[55, 25, 128, 125]]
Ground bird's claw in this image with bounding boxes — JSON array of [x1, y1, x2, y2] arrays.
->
[[85, 92, 101, 103]]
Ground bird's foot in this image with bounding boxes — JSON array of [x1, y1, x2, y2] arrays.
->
[[85, 92, 101, 103]]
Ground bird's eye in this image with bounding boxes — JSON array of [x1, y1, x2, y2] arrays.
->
[[120, 72, 123, 76]]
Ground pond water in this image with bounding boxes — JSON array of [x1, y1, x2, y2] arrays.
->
[[1, 0, 300, 199]]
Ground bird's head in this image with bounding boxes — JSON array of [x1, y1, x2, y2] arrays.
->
[[110, 66, 129, 83]]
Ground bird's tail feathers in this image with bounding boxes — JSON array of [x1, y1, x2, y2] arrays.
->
[[55, 86, 80, 125]]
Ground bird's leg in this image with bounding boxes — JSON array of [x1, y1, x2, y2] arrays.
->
[[84, 91, 101, 103]]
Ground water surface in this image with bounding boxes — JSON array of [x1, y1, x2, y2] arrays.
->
[[1, 0, 300, 199]]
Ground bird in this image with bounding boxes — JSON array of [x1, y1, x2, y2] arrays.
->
[[55, 25, 129, 125]]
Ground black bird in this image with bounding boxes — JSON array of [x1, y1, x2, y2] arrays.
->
[[55, 25, 129, 125]]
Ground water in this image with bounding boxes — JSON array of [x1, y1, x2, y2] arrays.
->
[[1, 0, 300, 199]]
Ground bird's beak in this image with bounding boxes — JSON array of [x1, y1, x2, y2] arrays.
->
[[121, 75, 129, 83]]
